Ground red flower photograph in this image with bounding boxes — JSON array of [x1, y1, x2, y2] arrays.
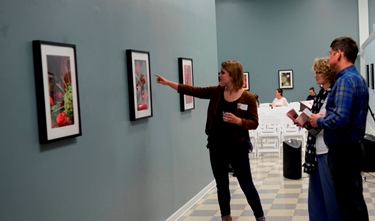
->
[[126, 49, 153, 121], [47, 56, 74, 128], [33, 40, 82, 144]]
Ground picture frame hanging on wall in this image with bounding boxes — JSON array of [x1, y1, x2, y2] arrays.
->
[[32, 40, 82, 144], [178, 57, 195, 111], [278, 69, 293, 89], [126, 49, 153, 121], [371, 63, 374, 90], [366, 64, 370, 88], [243, 72, 249, 90]]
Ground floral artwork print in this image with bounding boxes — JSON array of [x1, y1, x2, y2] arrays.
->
[[281, 71, 291, 87], [178, 57, 195, 111], [134, 59, 149, 111], [243, 72, 249, 90], [279, 69, 293, 89], [33, 40, 82, 143], [47, 55, 74, 128], [126, 49, 153, 121], [184, 64, 193, 104]]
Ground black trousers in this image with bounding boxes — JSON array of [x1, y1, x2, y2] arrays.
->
[[327, 142, 369, 221], [209, 145, 264, 219]]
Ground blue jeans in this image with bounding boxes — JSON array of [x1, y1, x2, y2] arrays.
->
[[209, 146, 264, 219], [308, 154, 342, 221]]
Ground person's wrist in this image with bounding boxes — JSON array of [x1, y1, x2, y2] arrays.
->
[[237, 117, 242, 125], [316, 117, 321, 127]]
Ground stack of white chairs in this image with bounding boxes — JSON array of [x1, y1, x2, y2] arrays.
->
[[256, 114, 282, 157], [249, 129, 258, 156], [281, 114, 307, 151], [259, 103, 270, 107], [251, 103, 309, 158], [269, 106, 290, 115], [258, 104, 271, 116]]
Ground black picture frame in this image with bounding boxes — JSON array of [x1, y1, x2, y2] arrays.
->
[[178, 57, 195, 111], [371, 63, 374, 90], [243, 72, 249, 90], [278, 69, 293, 89], [32, 40, 82, 144], [126, 49, 153, 121], [366, 64, 370, 88]]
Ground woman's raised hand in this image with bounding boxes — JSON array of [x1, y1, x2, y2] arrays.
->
[[155, 74, 168, 85]]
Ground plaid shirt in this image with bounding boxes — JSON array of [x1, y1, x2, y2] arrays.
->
[[317, 65, 369, 145]]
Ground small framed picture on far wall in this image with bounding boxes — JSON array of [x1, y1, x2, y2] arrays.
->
[[243, 72, 249, 90], [366, 64, 370, 88], [278, 69, 293, 89]]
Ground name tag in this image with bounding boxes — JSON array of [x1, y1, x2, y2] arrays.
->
[[238, 103, 248, 110]]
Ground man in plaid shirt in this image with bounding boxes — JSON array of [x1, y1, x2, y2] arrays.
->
[[310, 36, 369, 221]]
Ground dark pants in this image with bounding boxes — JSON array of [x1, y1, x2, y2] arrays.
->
[[328, 142, 369, 221], [209, 146, 264, 219]]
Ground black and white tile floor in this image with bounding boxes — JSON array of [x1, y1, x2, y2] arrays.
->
[[177, 154, 375, 221]]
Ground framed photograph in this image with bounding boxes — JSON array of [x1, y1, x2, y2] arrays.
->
[[243, 72, 249, 90], [366, 64, 370, 88], [371, 63, 374, 90], [126, 49, 153, 121], [278, 69, 293, 89], [32, 40, 82, 144], [178, 57, 195, 111]]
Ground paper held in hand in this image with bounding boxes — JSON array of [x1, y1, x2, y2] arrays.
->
[[286, 108, 312, 127], [286, 108, 322, 137]]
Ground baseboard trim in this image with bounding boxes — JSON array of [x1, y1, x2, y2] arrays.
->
[[165, 180, 216, 221]]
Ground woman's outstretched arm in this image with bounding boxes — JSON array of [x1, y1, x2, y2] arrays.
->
[[155, 74, 178, 90]]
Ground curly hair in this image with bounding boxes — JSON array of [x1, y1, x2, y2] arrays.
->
[[221, 60, 244, 90], [311, 57, 336, 84]]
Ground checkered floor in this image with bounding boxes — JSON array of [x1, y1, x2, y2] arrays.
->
[[177, 154, 375, 221]]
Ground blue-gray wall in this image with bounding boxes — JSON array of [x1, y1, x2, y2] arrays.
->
[[0, 1, 217, 221], [216, 0, 360, 103], [2, 1, 375, 221]]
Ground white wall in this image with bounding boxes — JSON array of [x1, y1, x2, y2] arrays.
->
[[361, 31, 375, 134]]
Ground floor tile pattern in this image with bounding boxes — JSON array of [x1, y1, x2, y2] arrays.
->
[[177, 154, 375, 221]]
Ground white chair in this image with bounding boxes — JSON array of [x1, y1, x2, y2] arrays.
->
[[256, 114, 282, 157], [268, 106, 290, 115], [259, 103, 271, 107], [258, 107, 269, 115], [289, 101, 301, 111], [249, 129, 258, 156], [281, 114, 306, 152]]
